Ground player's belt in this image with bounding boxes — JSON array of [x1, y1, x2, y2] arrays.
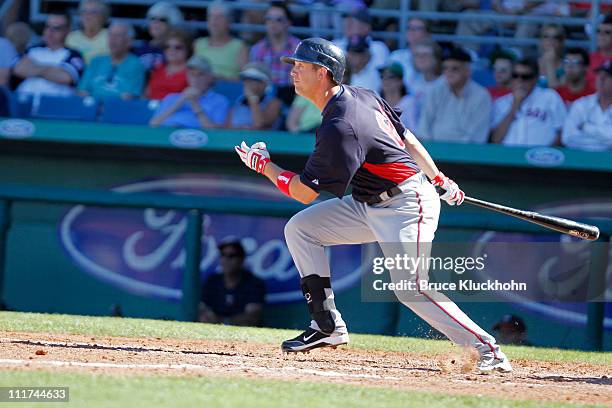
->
[[364, 174, 419, 205], [365, 186, 403, 205]]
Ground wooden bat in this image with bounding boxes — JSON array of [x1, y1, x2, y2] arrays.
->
[[463, 195, 600, 241]]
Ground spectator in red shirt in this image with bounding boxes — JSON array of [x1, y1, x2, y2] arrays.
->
[[146, 28, 192, 100], [488, 50, 515, 100], [587, 13, 612, 87], [555, 47, 595, 106]]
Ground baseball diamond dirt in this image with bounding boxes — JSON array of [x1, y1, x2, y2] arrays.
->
[[1, 331, 610, 406]]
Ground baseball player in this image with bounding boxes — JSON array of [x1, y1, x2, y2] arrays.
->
[[235, 38, 512, 372]]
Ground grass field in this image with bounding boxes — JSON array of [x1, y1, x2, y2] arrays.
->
[[0, 311, 610, 408]]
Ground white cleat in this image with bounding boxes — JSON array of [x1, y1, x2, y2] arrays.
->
[[477, 351, 513, 373]]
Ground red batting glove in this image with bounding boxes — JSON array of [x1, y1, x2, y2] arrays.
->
[[235, 141, 270, 174], [431, 172, 465, 206]]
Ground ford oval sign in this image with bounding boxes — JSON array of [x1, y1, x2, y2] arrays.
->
[[525, 147, 565, 168], [59, 175, 363, 303]]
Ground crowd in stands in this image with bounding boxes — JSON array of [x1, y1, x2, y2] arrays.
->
[[0, 0, 610, 151]]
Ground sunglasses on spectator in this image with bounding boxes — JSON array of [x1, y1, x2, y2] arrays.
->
[[221, 252, 242, 258], [165, 44, 185, 50], [381, 74, 400, 80], [265, 16, 286, 23], [597, 28, 612, 35], [80, 9, 102, 15], [541, 33, 563, 40], [563, 58, 583, 66], [150, 16, 168, 23], [512, 72, 536, 80], [45, 24, 67, 31], [407, 25, 426, 31], [442, 64, 462, 72]]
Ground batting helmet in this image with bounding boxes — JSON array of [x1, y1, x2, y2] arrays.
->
[[281, 38, 346, 84]]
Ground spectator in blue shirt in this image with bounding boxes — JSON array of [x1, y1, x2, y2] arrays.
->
[[149, 55, 229, 128], [78, 22, 145, 101]]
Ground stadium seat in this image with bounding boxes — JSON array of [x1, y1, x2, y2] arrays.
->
[[8, 91, 33, 118], [99, 98, 160, 125], [472, 68, 495, 88], [212, 80, 243, 104], [31, 95, 98, 121]]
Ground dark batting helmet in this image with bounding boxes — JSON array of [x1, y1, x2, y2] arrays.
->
[[281, 37, 346, 84]]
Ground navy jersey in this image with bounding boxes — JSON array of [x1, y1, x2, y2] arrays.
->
[[300, 85, 420, 202], [201, 270, 266, 318]]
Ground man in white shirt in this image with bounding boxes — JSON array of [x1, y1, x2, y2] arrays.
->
[[13, 12, 84, 97], [346, 36, 381, 93], [388, 18, 431, 89], [491, 58, 566, 146], [562, 60, 612, 151], [417, 47, 492, 143], [333, 8, 389, 69]]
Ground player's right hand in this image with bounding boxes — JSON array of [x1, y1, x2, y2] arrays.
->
[[431, 172, 464, 206], [235, 141, 270, 174]]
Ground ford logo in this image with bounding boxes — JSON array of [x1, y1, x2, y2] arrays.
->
[[58, 175, 363, 303], [524, 147, 565, 167], [0, 119, 36, 139], [169, 129, 208, 148]]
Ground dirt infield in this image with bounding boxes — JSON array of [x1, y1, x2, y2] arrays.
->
[[1, 331, 611, 405]]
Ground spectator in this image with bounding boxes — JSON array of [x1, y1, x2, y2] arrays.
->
[[333, 8, 389, 69], [249, 1, 300, 105], [134, 1, 184, 72], [562, 60, 612, 151], [146, 28, 191, 100], [379, 62, 418, 131], [346, 36, 381, 92], [537, 24, 566, 88], [286, 95, 321, 133], [150, 55, 229, 128], [389, 17, 431, 90], [491, 58, 567, 146], [488, 50, 515, 100], [5, 22, 33, 56], [199, 238, 266, 327], [492, 1, 570, 54], [66, 0, 110, 64], [194, 1, 248, 81], [13, 12, 84, 97], [587, 13, 612, 88], [492, 315, 532, 346], [225, 63, 282, 130], [78, 22, 144, 101], [417, 47, 491, 143], [555, 47, 595, 106], [0, 36, 17, 87], [410, 39, 443, 101]]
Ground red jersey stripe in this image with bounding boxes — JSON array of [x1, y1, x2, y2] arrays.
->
[[362, 162, 418, 184]]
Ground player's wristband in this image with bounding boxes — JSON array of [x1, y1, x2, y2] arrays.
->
[[431, 172, 445, 186], [276, 171, 297, 197]]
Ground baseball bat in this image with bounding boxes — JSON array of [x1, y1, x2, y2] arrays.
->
[[462, 195, 600, 241]]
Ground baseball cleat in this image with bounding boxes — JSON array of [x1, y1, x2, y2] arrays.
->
[[477, 351, 513, 373], [281, 327, 349, 353]]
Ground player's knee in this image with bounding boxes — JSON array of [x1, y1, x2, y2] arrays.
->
[[284, 213, 306, 242]]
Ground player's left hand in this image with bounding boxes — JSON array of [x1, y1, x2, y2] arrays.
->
[[235, 141, 270, 174], [431, 172, 464, 206]]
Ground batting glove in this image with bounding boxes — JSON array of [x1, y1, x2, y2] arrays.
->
[[235, 141, 270, 174], [431, 172, 465, 206]]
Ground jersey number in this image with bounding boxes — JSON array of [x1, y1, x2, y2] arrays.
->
[[375, 109, 405, 148]]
